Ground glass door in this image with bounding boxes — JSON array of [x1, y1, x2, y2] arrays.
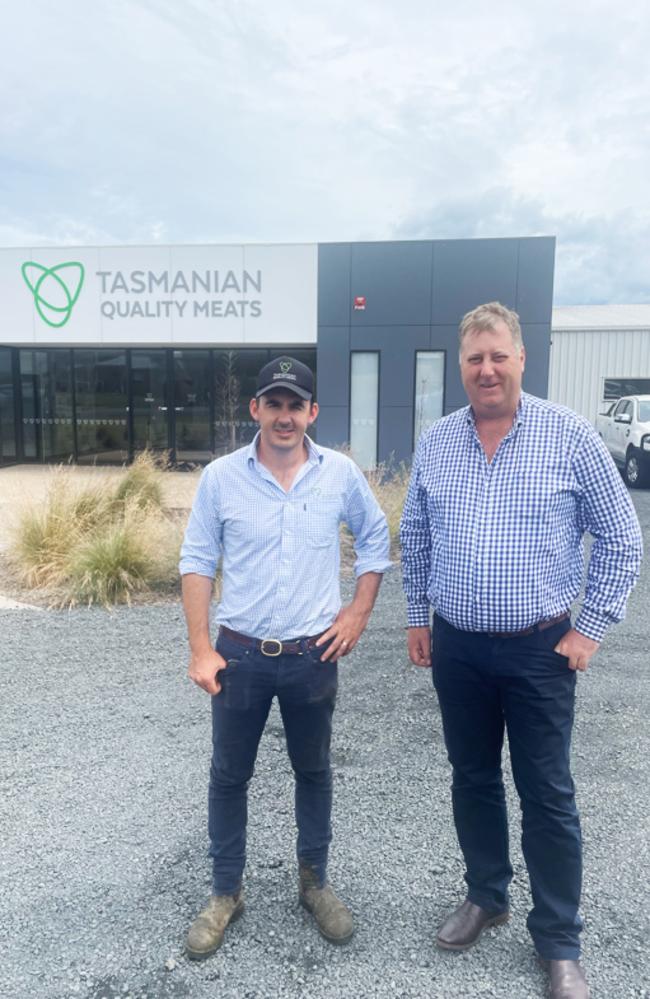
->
[[75, 349, 128, 464], [131, 350, 170, 453], [172, 350, 212, 463]]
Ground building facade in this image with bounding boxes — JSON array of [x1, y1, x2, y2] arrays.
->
[[0, 236, 555, 468], [549, 305, 650, 423]]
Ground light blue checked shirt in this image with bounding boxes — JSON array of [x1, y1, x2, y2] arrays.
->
[[179, 434, 391, 640], [400, 392, 642, 642]]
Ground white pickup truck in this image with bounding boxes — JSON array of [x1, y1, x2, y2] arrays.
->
[[595, 395, 650, 488]]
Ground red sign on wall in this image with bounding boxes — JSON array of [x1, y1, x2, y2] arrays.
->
[[353, 296, 366, 311]]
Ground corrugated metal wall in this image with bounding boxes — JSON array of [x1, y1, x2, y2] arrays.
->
[[548, 328, 650, 423]]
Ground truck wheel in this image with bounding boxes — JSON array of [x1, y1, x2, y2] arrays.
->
[[624, 448, 647, 488]]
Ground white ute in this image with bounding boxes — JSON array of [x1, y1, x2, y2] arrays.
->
[[595, 395, 650, 488]]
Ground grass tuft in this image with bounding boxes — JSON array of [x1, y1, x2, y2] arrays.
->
[[64, 513, 151, 606], [111, 450, 164, 510], [10, 471, 110, 589], [9, 457, 182, 607], [337, 448, 411, 567]]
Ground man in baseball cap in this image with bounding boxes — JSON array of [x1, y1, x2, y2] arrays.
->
[[180, 354, 390, 959]]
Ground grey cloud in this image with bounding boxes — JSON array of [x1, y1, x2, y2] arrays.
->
[[1, 0, 650, 303], [395, 188, 650, 304]]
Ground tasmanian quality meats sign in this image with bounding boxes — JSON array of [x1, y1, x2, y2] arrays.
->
[[94, 267, 262, 322], [3, 244, 317, 346]]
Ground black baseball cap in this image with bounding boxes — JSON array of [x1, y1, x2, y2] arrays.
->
[[255, 356, 314, 401]]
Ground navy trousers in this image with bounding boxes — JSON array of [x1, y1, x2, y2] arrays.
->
[[432, 614, 583, 960], [209, 630, 337, 895]]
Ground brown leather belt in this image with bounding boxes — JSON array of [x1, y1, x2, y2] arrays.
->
[[487, 611, 570, 639], [219, 625, 324, 657]]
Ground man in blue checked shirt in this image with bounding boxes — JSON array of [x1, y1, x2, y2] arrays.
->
[[179, 355, 390, 960], [400, 302, 642, 999]]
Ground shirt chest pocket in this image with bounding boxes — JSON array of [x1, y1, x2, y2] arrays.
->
[[302, 496, 341, 549]]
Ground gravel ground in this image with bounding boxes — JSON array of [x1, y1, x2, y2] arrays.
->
[[1, 491, 649, 999]]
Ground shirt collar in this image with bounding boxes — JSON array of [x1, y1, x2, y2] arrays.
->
[[465, 392, 527, 431], [246, 431, 324, 469]]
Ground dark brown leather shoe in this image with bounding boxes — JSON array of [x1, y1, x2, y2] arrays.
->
[[436, 898, 509, 951], [543, 959, 590, 999]]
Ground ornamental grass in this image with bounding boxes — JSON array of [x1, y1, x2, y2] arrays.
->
[[9, 453, 182, 607]]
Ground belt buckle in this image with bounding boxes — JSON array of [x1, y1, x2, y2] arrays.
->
[[260, 637, 282, 657]]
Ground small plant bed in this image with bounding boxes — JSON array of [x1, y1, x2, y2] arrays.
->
[[7, 453, 185, 608]]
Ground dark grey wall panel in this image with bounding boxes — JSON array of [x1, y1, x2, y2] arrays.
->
[[316, 326, 350, 406], [315, 406, 350, 449], [317, 244, 351, 326], [379, 406, 414, 464], [350, 241, 433, 326], [516, 238, 555, 324], [432, 239, 519, 324], [521, 323, 552, 399]]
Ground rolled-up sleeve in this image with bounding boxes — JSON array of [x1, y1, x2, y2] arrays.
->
[[400, 437, 432, 627], [178, 466, 223, 578], [344, 464, 392, 577]]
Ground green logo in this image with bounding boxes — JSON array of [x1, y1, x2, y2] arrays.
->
[[279, 360, 292, 373], [21, 261, 85, 328]]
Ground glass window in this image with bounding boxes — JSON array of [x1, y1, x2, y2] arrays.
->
[[75, 350, 128, 464], [604, 377, 650, 400], [350, 352, 378, 470], [20, 350, 74, 461], [414, 351, 445, 446], [0, 348, 16, 461], [213, 349, 268, 455]]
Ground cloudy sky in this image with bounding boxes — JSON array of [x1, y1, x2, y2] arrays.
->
[[2, 0, 649, 304]]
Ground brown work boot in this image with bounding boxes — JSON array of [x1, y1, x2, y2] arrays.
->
[[298, 864, 354, 945], [437, 898, 510, 951], [185, 890, 244, 960]]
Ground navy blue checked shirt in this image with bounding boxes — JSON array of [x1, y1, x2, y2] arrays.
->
[[400, 392, 642, 642], [179, 434, 391, 640]]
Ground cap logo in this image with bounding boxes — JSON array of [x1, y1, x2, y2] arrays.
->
[[279, 360, 292, 373]]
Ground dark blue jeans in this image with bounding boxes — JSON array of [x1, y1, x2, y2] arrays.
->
[[209, 631, 337, 895], [432, 614, 582, 960]]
